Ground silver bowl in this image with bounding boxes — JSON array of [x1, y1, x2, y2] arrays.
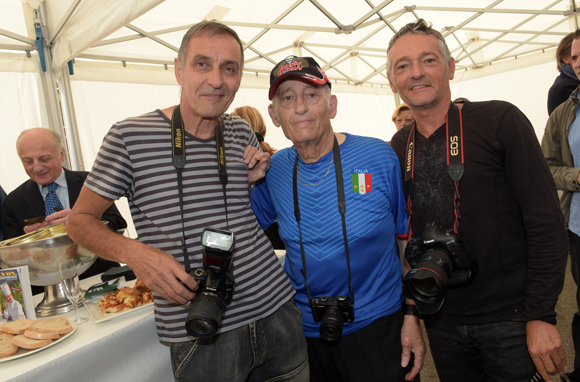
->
[[0, 227, 97, 316]]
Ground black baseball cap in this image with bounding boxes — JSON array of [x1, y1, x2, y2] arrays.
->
[[269, 55, 331, 100]]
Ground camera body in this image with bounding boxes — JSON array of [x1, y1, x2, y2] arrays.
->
[[310, 295, 354, 342], [185, 228, 235, 339], [403, 222, 477, 314]]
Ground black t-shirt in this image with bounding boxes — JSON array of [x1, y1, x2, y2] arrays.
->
[[391, 100, 568, 325]]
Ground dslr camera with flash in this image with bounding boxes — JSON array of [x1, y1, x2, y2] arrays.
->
[[185, 228, 235, 339]]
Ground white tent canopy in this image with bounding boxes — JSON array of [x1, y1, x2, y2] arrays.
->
[[1, 0, 579, 237]]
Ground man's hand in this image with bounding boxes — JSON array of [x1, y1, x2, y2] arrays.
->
[[23, 208, 72, 233], [124, 244, 198, 305], [527, 320, 567, 382], [23, 220, 50, 233], [46, 208, 71, 226], [401, 314, 426, 381], [244, 146, 271, 184]]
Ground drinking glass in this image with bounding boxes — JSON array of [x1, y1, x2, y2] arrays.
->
[[58, 259, 88, 325]]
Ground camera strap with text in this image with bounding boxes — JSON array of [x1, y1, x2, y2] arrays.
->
[[404, 101, 464, 240], [171, 105, 229, 273], [293, 135, 355, 306]]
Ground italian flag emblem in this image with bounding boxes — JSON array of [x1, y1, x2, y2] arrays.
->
[[352, 171, 372, 194]]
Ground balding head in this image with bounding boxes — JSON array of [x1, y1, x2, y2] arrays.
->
[[16, 128, 65, 185]]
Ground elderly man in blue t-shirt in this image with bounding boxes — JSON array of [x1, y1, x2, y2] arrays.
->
[[251, 55, 425, 382]]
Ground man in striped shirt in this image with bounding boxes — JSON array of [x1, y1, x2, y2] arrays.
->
[[67, 21, 308, 382]]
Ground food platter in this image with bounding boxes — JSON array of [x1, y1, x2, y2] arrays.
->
[[84, 298, 154, 324], [83, 279, 154, 324], [0, 322, 77, 363]]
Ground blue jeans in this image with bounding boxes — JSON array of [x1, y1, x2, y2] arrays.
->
[[425, 318, 537, 382], [170, 300, 309, 382]]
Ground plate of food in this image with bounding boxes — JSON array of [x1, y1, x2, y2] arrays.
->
[[83, 279, 154, 324], [0, 317, 77, 362]]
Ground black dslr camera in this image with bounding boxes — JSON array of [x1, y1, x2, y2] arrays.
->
[[310, 295, 354, 342], [403, 222, 477, 315], [185, 228, 235, 339]]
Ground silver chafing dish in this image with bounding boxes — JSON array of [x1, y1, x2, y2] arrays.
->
[[0, 224, 97, 316]]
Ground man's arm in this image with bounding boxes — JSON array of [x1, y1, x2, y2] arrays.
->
[[244, 145, 271, 184], [67, 186, 197, 305], [541, 113, 580, 192], [397, 238, 426, 381], [502, 105, 568, 380]]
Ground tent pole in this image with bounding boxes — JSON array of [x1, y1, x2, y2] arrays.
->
[[58, 64, 84, 171], [33, 4, 75, 170]]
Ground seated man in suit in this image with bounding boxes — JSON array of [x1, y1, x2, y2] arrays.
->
[[2, 128, 127, 283]]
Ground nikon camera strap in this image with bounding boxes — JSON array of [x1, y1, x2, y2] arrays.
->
[[404, 101, 464, 239], [171, 105, 229, 273], [292, 136, 355, 306]]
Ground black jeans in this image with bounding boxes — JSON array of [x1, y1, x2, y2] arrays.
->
[[569, 229, 580, 369], [425, 318, 537, 382], [306, 310, 416, 382]]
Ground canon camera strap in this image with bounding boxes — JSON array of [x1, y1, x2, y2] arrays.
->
[[404, 102, 464, 239], [171, 105, 229, 273], [292, 136, 355, 305]]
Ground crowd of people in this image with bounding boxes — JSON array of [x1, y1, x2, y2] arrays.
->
[[2, 18, 580, 382]]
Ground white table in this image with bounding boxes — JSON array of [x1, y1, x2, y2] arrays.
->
[[4, 252, 288, 382], [4, 275, 173, 382]]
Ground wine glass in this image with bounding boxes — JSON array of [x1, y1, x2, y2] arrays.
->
[[58, 259, 88, 325]]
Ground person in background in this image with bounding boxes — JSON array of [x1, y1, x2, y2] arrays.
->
[[548, 31, 580, 115], [2, 128, 125, 282], [232, 106, 277, 156], [389, 19, 568, 382], [251, 55, 425, 382], [66, 21, 308, 381], [542, 28, 580, 372], [232, 106, 285, 250], [392, 103, 414, 131]]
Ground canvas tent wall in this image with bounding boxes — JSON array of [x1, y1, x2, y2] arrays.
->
[[1, 0, 579, 237]]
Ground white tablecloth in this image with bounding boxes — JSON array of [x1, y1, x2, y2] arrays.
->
[[4, 252, 288, 382], [4, 275, 173, 382]]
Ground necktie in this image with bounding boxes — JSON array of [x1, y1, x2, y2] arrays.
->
[[44, 182, 63, 216]]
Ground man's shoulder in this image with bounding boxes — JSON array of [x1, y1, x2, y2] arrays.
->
[[5, 179, 36, 200], [112, 110, 169, 130]]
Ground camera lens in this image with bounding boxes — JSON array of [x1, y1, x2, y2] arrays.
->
[[403, 249, 453, 313], [185, 293, 226, 339], [320, 306, 344, 342]]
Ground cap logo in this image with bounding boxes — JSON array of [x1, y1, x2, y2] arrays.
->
[[276, 58, 309, 78]]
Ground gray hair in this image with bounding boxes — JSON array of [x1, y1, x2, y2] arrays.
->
[[387, 19, 451, 77], [177, 21, 245, 72], [16, 127, 63, 153]]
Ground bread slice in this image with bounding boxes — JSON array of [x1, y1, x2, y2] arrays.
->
[[11, 334, 52, 350], [0, 333, 18, 358], [0, 319, 35, 335], [28, 317, 72, 335], [23, 329, 60, 340]]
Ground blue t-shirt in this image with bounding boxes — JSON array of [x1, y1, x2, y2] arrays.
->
[[251, 133, 407, 338]]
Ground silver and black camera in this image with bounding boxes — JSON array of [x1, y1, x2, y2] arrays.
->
[[403, 222, 477, 315], [185, 228, 235, 339], [310, 295, 354, 342]]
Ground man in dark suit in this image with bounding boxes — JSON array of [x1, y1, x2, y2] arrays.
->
[[2, 128, 127, 283]]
